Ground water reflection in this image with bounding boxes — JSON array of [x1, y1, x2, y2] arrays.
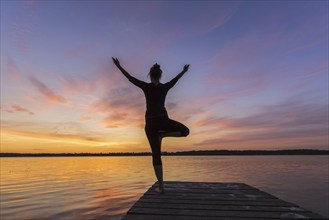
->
[[1, 156, 328, 219]]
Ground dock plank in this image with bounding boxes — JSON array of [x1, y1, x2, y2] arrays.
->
[[133, 201, 308, 212], [138, 197, 296, 207], [121, 181, 326, 219], [122, 215, 285, 220], [144, 193, 277, 200], [149, 187, 276, 196], [128, 207, 323, 219]]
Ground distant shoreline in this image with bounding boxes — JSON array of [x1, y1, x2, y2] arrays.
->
[[1, 149, 328, 157]]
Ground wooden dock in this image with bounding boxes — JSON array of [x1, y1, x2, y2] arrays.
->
[[122, 181, 326, 220]]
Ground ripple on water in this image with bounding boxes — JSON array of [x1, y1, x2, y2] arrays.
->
[[1, 156, 328, 219]]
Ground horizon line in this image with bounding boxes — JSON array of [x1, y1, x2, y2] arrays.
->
[[1, 149, 328, 156]]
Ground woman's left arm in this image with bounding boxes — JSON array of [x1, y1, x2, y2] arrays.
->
[[166, 64, 190, 89]]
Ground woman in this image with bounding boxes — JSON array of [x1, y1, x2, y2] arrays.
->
[[112, 57, 190, 193]]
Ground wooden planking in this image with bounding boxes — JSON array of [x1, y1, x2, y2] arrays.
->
[[153, 181, 254, 188], [146, 189, 276, 198], [144, 192, 277, 200], [152, 182, 257, 191], [122, 181, 326, 220], [138, 197, 297, 207], [132, 201, 308, 212], [149, 186, 276, 196], [122, 214, 294, 220], [127, 207, 324, 219], [122, 214, 281, 220]]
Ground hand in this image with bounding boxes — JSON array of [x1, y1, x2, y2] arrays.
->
[[183, 64, 190, 72], [112, 57, 120, 67]]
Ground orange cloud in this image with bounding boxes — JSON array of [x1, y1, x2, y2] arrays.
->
[[0, 120, 147, 153], [80, 116, 91, 121], [29, 76, 68, 104]]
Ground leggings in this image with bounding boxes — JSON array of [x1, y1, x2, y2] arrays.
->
[[145, 115, 189, 165]]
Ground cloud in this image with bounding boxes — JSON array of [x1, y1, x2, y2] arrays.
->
[[6, 57, 21, 79], [29, 76, 68, 104], [65, 43, 98, 60], [57, 59, 148, 129], [193, 94, 328, 149], [6, 104, 34, 115], [80, 116, 91, 121], [10, 22, 31, 54], [26, 0, 37, 8], [201, 4, 328, 97], [101, 112, 128, 128], [284, 61, 328, 92], [88, 86, 145, 129], [1, 120, 106, 144], [3, 126, 102, 144], [57, 75, 94, 96], [156, 1, 240, 37], [0, 120, 144, 153]]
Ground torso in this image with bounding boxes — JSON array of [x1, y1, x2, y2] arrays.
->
[[142, 83, 169, 117]]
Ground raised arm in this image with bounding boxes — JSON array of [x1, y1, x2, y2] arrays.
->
[[112, 57, 146, 88], [112, 57, 131, 79], [166, 64, 190, 89]]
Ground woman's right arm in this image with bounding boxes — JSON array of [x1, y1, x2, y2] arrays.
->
[[112, 57, 146, 88]]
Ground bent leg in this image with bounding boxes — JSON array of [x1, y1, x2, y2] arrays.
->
[[159, 118, 190, 138]]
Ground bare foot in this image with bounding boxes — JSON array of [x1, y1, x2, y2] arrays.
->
[[155, 186, 165, 194]]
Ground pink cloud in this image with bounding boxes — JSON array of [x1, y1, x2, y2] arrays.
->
[[194, 129, 328, 150], [10, 22, 31, 54], [71, 62, 149, 129], [93, 59, 131, 93], [6, 57, 21, 79], [80, 116, 91, 122], [65, 43, 98, 60], [88, 87, 145, 128], [52, 60, 145, 128], [26, 0, 37, 7], [6, 104, 34, 115], [101, 112, 128, 128], [192, 94, 328, 149], [284, 61, 328, 92], [29, 76, 68, 104], [57, 75, 94, 96], [53, 61, 115, 99]]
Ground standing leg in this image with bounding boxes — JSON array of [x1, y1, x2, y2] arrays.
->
[[153, 164, 164, 193], [145, 126, 164, 193]]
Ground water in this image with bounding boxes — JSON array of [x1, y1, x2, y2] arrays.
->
[[0, 156, 328, 219]]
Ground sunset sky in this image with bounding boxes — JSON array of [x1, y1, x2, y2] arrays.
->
[[1, 1, 328, 153]]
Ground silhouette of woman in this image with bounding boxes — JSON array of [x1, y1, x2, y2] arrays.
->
[[112, 57, 190, 193]]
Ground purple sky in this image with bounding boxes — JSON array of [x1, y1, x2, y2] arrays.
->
[[1, 1, 328, 153]]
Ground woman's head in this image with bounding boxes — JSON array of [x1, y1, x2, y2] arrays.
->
[[148, 63, 162, 82]]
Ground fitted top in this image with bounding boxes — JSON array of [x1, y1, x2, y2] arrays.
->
[[128, 75, 179, 117]]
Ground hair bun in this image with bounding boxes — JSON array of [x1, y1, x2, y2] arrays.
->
[[153, 63, 160, 69]]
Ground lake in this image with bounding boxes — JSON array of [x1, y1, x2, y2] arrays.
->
[[1, 156, 328, 219]]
